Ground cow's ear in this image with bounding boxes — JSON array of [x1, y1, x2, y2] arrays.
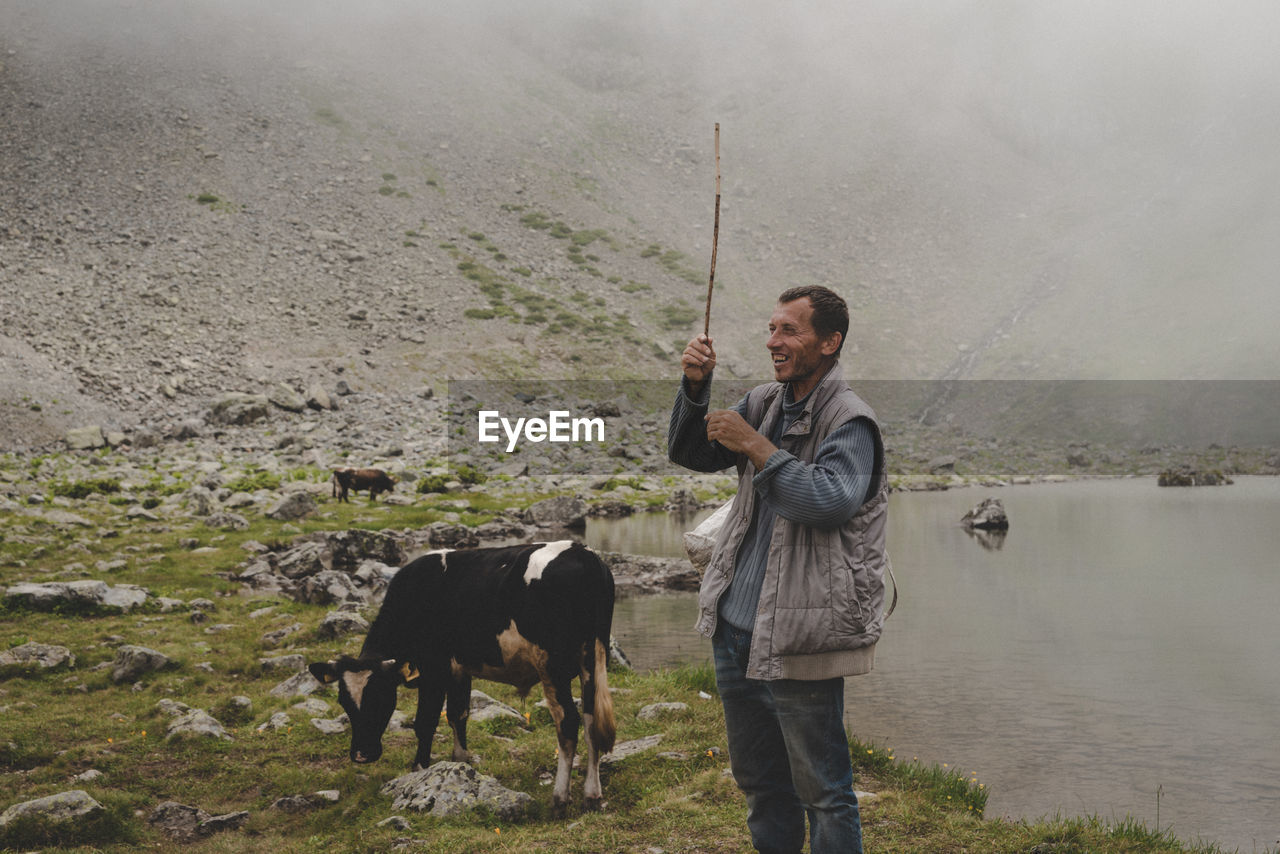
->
[[309, 661, 340, 684], [399, 661, 420, 686]]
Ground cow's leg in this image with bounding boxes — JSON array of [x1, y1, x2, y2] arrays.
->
[[541, 668, 582, 815], [411, 681, 446, 770], [445, 674, 472, 762], [579, 663, 604, 810]]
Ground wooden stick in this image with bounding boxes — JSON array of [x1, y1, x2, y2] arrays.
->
[[703, 123, 721, 338]]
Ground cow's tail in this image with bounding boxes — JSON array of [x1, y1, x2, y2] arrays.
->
[[589, 635, 616, 755], [586, 562, 617, 754]]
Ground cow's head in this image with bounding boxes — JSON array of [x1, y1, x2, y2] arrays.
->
[[308, 656, 419, 763]]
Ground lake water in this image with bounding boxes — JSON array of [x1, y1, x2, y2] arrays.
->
[[588, 478, 1280, 852]]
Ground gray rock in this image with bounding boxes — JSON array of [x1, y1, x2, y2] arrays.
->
[[602, 734, 664, 764], [0, 641, 76, 670], [469, 690, 527, 724], [316, 608, 370, 639], [5, 580, 148, 613], [928, 454, 958, 474], [259, 654, 306, 673], [0, 789, 102, 828], [204, 511, 250, 531], [268, 382, 307, 413], [523, 495, 588, 529], [207, 392, 271, 426], [299, 571, 365, 606], [270, 670, 322, 697], [185, 485, 219, 517], [111, 645, 171, 683], [65, 425, 106, 450], [163, 707, 232, 741], [310, 716, 348, 735], [960, 497, 1009, 531], [148, 801, 249, 842], [306, 382, 334, 411], [260, 622, 303, 648], [266, 491, 316, 521], [637, 701, 689, 721], [380, 762, 533, 820], [256, 712, 292, 732]]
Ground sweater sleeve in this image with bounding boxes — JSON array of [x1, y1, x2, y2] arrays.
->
[[750, 417, 876, 529], [667, 375, 744, 473]]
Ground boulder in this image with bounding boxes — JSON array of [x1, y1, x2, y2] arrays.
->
[[111, 645, 172, 683], [316, 608, 370, 638], [306, 382, 334, 411], [0, 641, 75, 670], [960, 497, 1009, 531], [157, 702, 232, 741], [266, 491, 317, 522], [637, 702, 689, 721], [207, 392, 271, 426], [298, 571, 365, 606], [148, 801, 249, 842], [269, 670, 322, 698], [380, 762, 533, 820], [65, 425, 106, 450], [268, 382, 307, 413], [0, 790, 102, 829], [5, 580, 149, 613], [523, 495, 588, 529]]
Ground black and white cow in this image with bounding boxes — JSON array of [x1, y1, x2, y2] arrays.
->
[[309, 541, 617, 812]]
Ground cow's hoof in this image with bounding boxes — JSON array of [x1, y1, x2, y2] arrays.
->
[[584, 796, 606, 812], [551, 801, 569, 820]]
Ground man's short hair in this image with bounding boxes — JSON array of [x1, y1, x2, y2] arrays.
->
[[778, 285, 848, 355]]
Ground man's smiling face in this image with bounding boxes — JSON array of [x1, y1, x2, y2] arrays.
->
[[766, 297, 842, 399]]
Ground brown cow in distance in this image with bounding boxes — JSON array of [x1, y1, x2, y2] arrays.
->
[[332, 467, 396, 502]]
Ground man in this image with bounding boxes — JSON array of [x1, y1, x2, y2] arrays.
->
[[668, 285, 889, 854]]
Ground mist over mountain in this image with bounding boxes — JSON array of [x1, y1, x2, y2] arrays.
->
[[3, 0, 1278, 450]]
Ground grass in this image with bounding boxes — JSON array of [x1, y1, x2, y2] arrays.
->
[[1, 457, 1261, 853]]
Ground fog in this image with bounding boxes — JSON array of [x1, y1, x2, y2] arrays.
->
[[6, 0, 1280, 380]]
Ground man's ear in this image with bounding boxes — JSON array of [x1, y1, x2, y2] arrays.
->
[[821, 331, 843, 357], [309, 660, 340, 684]]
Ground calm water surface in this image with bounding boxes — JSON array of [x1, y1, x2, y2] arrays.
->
[[588, 478, 1280, 852]]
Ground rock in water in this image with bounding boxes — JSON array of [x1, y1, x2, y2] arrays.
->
[[960, 497, 1009, 531]]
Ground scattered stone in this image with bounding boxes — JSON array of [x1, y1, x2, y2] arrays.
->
[[257, 711, 292, 732], [380, 762, 533, 820], [602, 734, 664, 763], [310, 716, 348, 735], [0, 789, 102, 829], [523, 495, 588, 529], [111, 645, 171, 683], [4, 580, 149, 613], [637, 702, 689, 721], [148, 801, 249, 842], [927, 454, 958, 474], [207, 392, 271, 426], [156, 701, 232, 741], [74, 769, 106, 783], [316, 608, 370, 639], [259, 654, 306, 673], [469, 690, 527, 725], [268, 382, 307, 413], [960, 497, 1009, 531], [65, 425, 106, 450], [270, 669, 322, 697], [0, 641, 75, 670], [266, 491, 317, 521]]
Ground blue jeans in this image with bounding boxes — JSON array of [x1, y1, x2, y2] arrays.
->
[[713, 623, 863, 854]]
